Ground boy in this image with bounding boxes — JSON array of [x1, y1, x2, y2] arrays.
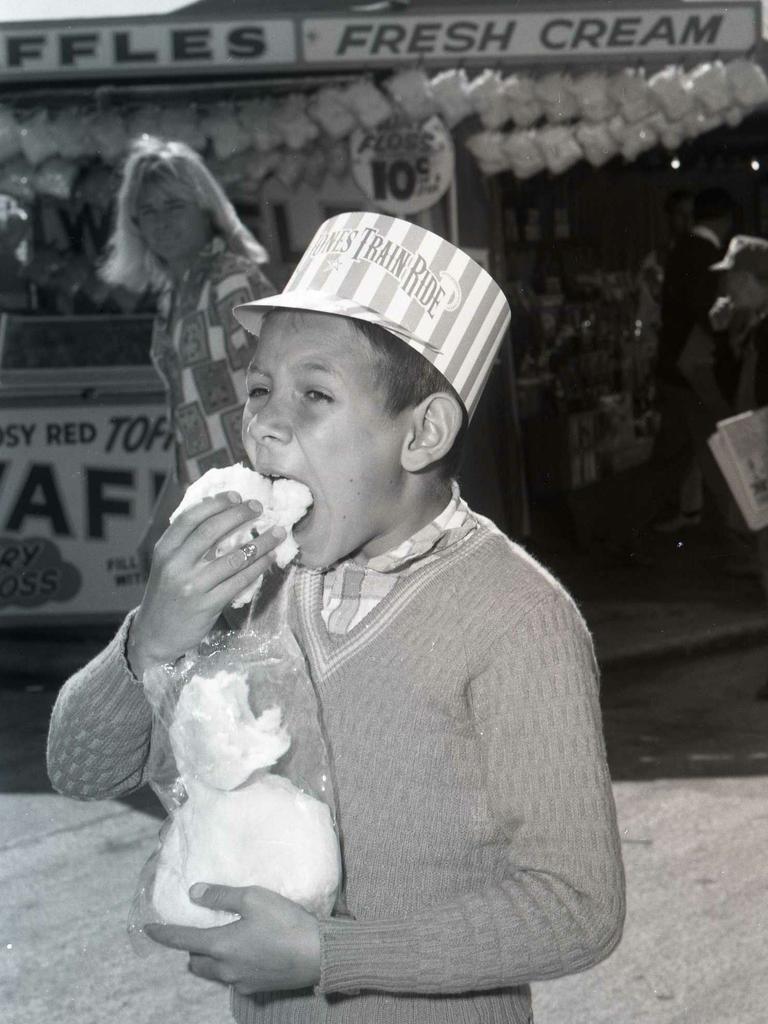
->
[[48, 212, 625, 1024]]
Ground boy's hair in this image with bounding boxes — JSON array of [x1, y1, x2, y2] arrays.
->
[[354, 318, 467, 479]]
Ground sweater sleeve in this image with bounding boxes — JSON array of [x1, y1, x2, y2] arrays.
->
[[47, 613, 154, 801], [317, 591, 625, 994]]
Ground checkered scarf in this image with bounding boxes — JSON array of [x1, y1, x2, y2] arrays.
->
[[319, 483, 477, 635]]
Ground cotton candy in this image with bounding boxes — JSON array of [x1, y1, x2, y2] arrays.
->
[[342, 80, 393, 129], [574, 122, 618, 167], [307, 87, 357, 140], [170, 466, 313, 608], [384, 69, 436, 122], [430, 69, 474, 128], [170, 674, 290, 790], [726, 59, 768, 108], [648, 66, 694, 121], [151, 669, 340, 928]]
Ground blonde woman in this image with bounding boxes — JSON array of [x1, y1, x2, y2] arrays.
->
[[102, 135, 274, 570]]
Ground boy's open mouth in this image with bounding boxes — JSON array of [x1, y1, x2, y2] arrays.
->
[[260, 472, 315, 532]]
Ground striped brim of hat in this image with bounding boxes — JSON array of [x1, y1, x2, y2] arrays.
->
[[234, 211, 511, 417]]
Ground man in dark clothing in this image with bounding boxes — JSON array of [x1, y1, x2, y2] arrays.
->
[[710, 234, 768, 698], [602, 188, 737, 560]]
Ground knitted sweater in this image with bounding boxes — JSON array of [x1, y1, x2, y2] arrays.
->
[[47, 518, 625, 1024]]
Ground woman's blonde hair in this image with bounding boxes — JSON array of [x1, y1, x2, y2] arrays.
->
[[101, 135, 268, 294]]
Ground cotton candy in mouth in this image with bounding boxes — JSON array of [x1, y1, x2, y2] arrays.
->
[[170, 465, 313, 608]]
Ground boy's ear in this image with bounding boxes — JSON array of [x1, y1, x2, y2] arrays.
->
[[401, 392, 464, 472]]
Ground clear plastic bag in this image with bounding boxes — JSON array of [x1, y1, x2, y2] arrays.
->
[[129, 623, 341, 952]]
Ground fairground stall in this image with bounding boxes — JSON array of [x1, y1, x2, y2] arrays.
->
[[0, 0, 764, 624]]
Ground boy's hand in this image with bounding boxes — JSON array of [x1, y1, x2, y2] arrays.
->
[[127, 493, 285, 676], [145, 883, 321, 994]]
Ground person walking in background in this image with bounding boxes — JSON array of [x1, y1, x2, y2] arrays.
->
[[709, 235, 768, 697], [602, 187, 736, 563], [101, 136, 275, 572], [651, 186, 737, 530], [634, 190, 700, 530], [636, 188, 694, 346]]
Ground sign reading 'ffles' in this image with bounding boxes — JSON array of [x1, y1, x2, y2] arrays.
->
[[235, 211, 511, 417]]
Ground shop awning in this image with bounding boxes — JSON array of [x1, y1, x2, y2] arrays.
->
[[0, 1, 763, 84]]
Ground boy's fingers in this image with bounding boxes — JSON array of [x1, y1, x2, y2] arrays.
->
[[175, 504, 264, 565], [144, 922, 218, 955], [159, 493, 240, 549], [188, 954, 223, 983], [200, 528, 286, 594]]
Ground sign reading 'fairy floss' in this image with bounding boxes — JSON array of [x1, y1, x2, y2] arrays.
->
[[350, 116, 455, 217]]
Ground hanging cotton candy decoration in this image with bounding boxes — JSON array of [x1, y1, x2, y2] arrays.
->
[[159, 105, 207, 151], [646, 111, 686, 151], [50, 108, 96, 161], [430, 68, 473, 128], [682, 108, 723, 140], [621, 122, 658, 162], [274, 150, 307, 189], [501, 130, 546, 179], [688, 61, 730, 115], [33, 157, 79, 201], [464, 130, 508, 176], [89, 110, 129, 164], [502, 74, 543, 128], [724, 106, 745, 129], [384, 69, 436, 122], [606, 115, 629, 144], [239, 99, 283, 154], [726, 59, 768, 108], [307, 87, 357, 140], [570, 72, 616, 123], [18, 110, 59, 166], [274, 94, 320, 151], [200, 103, 252, 160], [648, 66, 694, 121], [574, 122, 618, 167], [0, 106, 21, 164], [535, 73, 579, 123], [609, 69, 655, 123], [537, 125, 583, 174], [466, 70, 510, 130], [342, 80, 392, 129]]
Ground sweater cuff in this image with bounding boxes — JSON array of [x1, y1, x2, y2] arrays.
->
[[317, 903, 500, 995]]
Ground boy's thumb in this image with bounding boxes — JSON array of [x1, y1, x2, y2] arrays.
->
[[189, 882, 241, 912]]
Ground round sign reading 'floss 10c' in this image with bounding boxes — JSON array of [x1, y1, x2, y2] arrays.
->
[[350, 115, 455, 216]]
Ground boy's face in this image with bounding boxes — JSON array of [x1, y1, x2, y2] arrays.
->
[[242, 311, 412, 568]]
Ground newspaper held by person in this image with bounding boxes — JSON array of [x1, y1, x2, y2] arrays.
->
[[709, 406, 768, 530]]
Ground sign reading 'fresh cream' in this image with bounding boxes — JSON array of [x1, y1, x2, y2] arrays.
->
[[0, 5, 760, 80], [302, 7, 759, 63]]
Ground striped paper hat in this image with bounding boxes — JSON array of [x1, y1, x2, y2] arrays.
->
[[234, 211, 511, 417]]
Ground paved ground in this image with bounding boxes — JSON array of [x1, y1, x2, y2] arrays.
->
[[2, 637, 767, 1024]]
